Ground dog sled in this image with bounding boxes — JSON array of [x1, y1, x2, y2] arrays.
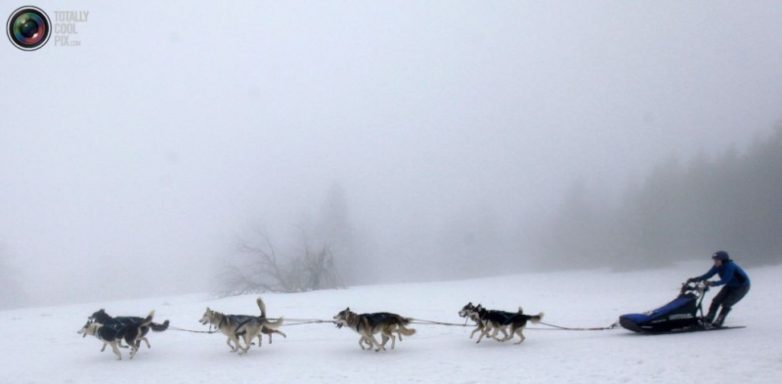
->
[[619, 281, 744, 334]]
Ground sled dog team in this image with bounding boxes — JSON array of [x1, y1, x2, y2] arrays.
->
[[78, 297, 543, 359]]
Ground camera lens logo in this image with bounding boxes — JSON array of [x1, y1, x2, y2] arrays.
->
[[6, 6, 51, 51]]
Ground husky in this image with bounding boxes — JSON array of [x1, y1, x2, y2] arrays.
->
[[199, 297, 284, 354], [78, 310, 155, 360], [333, 307, 416, 351], [88, 309, 169, 349], [475, 306, 544, 344]]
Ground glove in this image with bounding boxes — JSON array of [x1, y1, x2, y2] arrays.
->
[[686, 277, 697, 283], [703, 281, 712, 287]]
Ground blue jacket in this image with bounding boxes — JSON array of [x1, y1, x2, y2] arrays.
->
[[697, 260, 751, 288]]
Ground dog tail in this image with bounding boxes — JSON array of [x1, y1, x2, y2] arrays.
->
[[263, 317, 284, 330], [141, 310, 155, 326], [398, 325, 416, 336], [527, 312, 544, 324], [150, 320, 169, 332], [256, 297, 267, 318]]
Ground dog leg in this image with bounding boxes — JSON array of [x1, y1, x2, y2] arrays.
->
[[101, 342, 107, 352], [489, 326, 501, 341], [394, 326, 404, 342], [361, 336, 373, 350], [380, 333, 391, 350], [358, 337, 368, 350], [235, 335, 247, 353], [235, 333, 251, 355], [366, 336, 376, 350], [226, 337, 238, 352], [366, 334, 383, 352], [476, 326, 489, 343], [498, 327, 512, 342], [140, 337, 151, 349], [496, 327, 511, 342], [241, 333, 255, 354], [514, 329, 526, 344], [395, 330, 404, 345], [500, 327, 513, 341], [502, 326, 514, 343], [109, 341, 122, 360]]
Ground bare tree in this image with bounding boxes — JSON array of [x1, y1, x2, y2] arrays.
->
[[221, 232, 342, 295]]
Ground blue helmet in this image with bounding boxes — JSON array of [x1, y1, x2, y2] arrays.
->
[[712, 250, 730, 261]]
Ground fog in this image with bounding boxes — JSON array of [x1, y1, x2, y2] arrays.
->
[[2, 1, 782, 307]]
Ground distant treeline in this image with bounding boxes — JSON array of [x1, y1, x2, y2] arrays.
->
[[541, 126, 782, 268]]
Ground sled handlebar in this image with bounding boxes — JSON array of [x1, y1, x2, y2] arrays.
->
[[680, 281, 709, 295]]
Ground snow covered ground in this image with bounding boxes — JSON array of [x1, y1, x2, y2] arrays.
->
[[1, 262, 779, 384]]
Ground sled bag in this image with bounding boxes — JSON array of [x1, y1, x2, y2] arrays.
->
[[619, 293, 699, 333]]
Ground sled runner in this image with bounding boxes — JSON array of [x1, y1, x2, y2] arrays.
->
[[619, 281, 744, 334]]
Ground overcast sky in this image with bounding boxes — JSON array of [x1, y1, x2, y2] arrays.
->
[[2, 1, 781, 306]]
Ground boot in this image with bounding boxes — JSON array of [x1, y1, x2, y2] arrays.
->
[[713, 307, 731, 328], [704, 303, 719, 324]]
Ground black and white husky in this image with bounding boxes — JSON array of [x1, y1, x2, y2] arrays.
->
[[88, 309, 169, 349], [78, 310, 155, 360], [460, 302, 544, 344]]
